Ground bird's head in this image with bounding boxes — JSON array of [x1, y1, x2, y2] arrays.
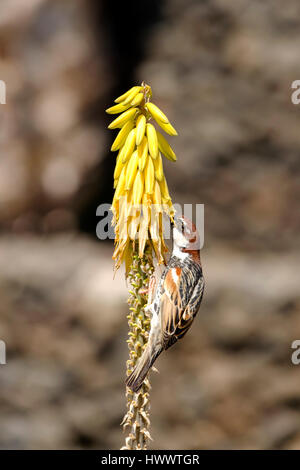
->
[[172, 215, 200, 253]]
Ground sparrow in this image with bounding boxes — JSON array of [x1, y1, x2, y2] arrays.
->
[[126, 215, 205, 392]]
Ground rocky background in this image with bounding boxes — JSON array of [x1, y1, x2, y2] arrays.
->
[[0, 0, 299, 449]]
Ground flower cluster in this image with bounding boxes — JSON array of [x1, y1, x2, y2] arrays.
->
[[107, 82, 177, 270]]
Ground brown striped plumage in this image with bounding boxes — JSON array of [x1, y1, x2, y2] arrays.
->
[[126, 216, 205, 393]]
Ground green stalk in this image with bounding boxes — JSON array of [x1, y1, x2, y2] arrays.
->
[[121, 246, 154, 450]]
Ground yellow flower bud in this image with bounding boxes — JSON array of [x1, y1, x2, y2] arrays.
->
[[144, 155, 155, 194], [157, 121, 178, 136], [114, 86, 142, 103], [153, 153, 164, 182], [146, 123, 159, 160], [122, 128, 137, 163], [156, 131, 177, 161], [132, 170, 144, 206], [108, 108, 138, 129], [137, 136, 148, 171], [130, 92, 144, 107], [125, 151, 139, 190], [111, 120, 134, 152], [114, 150, 125, 179], [146, 102, 169, 124], [136, 114, 146, 146]]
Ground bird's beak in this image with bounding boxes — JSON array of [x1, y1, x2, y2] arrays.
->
[[173, 215, 184, 230]]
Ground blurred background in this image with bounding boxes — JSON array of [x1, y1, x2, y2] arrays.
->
[[0, 0, 300, 450]]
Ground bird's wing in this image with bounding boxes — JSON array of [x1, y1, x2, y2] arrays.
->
[[176, 277, 205, 341], [160, 267, 204, 350]]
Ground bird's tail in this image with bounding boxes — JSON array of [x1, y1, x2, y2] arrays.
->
[[125, 344, 162, 393]]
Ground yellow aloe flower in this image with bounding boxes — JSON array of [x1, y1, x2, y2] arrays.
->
[[107, 82, 177, 271]]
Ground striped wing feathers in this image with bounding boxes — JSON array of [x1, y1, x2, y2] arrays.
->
[[160, 268, 194, 349]]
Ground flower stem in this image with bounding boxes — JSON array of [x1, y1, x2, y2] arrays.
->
[[121, 245, 154, 449]]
